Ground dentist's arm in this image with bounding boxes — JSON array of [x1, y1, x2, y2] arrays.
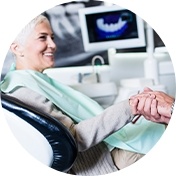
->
[[130, 87, 175, 124]]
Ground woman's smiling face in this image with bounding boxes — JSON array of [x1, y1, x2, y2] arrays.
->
[[16, 19, 57, 72]]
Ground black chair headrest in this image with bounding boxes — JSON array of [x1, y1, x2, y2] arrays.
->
[[1, 92, 78, 173]]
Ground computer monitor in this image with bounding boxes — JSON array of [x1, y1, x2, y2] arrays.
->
[[79, 5, 146, 52]]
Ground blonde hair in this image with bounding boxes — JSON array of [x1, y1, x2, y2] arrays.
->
[[14, 14, 49, 45]]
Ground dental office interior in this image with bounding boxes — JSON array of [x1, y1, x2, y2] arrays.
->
[[2, 0, 176, 109]]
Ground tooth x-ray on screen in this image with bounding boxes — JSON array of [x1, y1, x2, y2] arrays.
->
[[79, 5, 146, 52], [86, 10, 137, 42]]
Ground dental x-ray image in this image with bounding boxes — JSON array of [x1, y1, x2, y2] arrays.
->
[[86, 10, 137, 42]]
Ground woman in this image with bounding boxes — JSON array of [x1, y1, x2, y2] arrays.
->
[[0, 15, 165, 175]]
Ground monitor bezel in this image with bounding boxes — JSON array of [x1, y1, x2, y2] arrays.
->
[[79, 5, 146, 52]]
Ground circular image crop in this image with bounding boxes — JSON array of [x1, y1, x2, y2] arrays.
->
[[1, 1, 175, 176]]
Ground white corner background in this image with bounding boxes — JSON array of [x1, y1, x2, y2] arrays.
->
[[0, 0, 176, 176]]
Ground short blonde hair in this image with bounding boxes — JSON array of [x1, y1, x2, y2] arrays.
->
[[14, 14, 49, 45]]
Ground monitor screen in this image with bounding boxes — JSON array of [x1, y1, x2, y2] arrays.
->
[[79, 5, 146, 52]]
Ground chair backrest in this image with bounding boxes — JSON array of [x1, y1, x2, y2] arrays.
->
[[1, 92, 78, 173]]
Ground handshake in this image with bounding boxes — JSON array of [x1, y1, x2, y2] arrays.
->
[[129, 87, 175, 125]]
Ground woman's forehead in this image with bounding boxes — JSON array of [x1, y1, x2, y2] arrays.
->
[[34, 20, 53, 33]]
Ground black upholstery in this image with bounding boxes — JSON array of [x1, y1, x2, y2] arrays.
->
[[1, 93, 78, 173]]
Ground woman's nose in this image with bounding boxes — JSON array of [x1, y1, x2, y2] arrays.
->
[[47, 38, 56, 50]]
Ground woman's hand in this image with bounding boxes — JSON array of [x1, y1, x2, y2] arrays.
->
[[129, 87, 174, 124]]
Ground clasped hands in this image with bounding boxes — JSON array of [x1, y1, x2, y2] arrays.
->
[[129, 87, 174, 125]]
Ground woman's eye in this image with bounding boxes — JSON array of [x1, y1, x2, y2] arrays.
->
[[39, 36, 47, 40]]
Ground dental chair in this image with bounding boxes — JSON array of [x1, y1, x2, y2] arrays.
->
[[1, 92, 78, 173]]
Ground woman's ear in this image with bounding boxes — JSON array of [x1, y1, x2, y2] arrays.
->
[[10, 43, 24, 57]]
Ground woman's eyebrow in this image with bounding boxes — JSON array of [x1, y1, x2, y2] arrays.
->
[[38, 32, 48, 35], [39, 32, 54, 37]]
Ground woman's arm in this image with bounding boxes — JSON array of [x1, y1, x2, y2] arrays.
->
[[9, 87, 134, 151]]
